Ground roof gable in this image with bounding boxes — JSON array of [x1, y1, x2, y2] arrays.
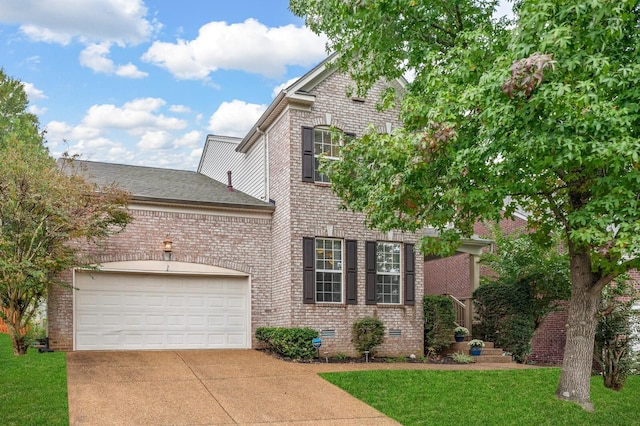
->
[[236, 54, 406, 153]]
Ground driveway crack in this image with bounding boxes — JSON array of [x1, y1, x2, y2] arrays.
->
[[174, 351, 239, 425]]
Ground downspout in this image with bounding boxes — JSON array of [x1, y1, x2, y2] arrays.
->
[[256, 127, 273, 311], [256, 127, 269, 202]]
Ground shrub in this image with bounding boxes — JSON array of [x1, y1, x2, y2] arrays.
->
[[352, 317, 385, 356], [497, 314, 535, 363], [255, 327, 319, 360], [473, 283, 536, 362], [423, 295, 455, 353], [450, 352, 475, 364], [474, 228, 571, 363], [594, 279, 639, 390]]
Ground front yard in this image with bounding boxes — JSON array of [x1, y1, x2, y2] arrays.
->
[[1, 330, 638, 425], [0, 333, 68, 425], [321, 368, 640, 425]]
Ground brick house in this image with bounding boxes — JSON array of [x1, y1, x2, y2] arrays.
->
[[48, 55, 426, 356], [48, 163, 275, 351], [425, 216, 640, 364], [197, 56, 425, 356]]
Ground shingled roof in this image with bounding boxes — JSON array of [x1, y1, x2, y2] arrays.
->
[[67, 160, 274, 211]]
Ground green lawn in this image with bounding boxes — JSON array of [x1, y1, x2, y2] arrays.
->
[[0, 333, 68, 426], [321, 368, 640, 425]]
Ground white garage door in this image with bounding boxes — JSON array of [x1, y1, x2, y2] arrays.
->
[[74, 271, 250, 350]]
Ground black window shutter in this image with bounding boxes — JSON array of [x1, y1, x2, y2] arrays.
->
[[303, 237, 315, 303], [345, 240, 358, 305], [301, 126, 314, 182], [404, 243, 416, 305], [365, 241, 377, 305]]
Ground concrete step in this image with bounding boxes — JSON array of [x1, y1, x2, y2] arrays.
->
[[449, 341, 495, 350], [444, 341, 514, 364], [473, 354, 514, 363]]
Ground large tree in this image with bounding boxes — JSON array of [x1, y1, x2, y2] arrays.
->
[[290, 0, 640, 410], [0, 70, 132, 355]]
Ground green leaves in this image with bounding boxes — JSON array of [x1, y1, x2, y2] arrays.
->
[[0, 72, 132, 355], [296, 0, 640, 273]]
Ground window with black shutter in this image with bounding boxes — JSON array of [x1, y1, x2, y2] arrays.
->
[[365, 241, 416, 306], [301, 127, 355, 183], [302, 237, 357, 304]]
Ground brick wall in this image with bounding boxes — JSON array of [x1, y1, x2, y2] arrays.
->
[[528, 306, 568, 364], [424, 253, 470, 298], [266, 112, 294, 329], [47, 206, 273, 351], [265, 72, 425, 356]]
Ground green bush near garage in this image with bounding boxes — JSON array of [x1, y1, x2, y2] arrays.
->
[[256, 327, 319, 360]]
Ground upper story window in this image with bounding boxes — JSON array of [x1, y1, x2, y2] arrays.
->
[[302, 126, 354, 184], [313, 128, 340, 183]]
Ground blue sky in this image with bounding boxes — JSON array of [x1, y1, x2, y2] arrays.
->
[[0, 1, 513, 171], [0, 0, 327, 170]]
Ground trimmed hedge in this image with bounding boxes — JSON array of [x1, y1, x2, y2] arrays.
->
[[255, 326, 319, 360], [473, 282, 535, 363], [423, 295, 456, 354], [352, 316, 385, 356]]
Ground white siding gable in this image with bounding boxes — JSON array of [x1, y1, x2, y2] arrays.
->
[[198, 135, 267, 201]]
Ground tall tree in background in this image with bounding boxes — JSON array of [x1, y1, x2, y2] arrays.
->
[[0, 70, 132, 355], [290, 0, 640, 410]]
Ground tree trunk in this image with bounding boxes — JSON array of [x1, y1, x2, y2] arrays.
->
[[7, 323, 29, 356], [11, 334, 29, 356], [555, 250, 601, 412], [4, 307, 29, 356]]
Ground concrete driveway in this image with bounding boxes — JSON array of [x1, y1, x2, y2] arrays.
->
[[66, 349, 400, 425]]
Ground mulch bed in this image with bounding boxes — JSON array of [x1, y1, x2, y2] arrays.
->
[[259, 349, 457, 364]]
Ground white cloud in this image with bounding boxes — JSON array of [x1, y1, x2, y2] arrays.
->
[[46, 120, 102, 141], [142, 39, 210, 80], [28, 105, 48, 115], [20, 24, 73, 45], [43, 97, 198, 169], [80, 43, 114, 73], [80, 42, 147, 78], [22, 82, 47, 100], [207, 100, 266, 137], [137, 130, 172, 150], [174, 130, 202, 148], [142, 18, 326, 80], [47, 135, 132, 163], [272, 76, 300, 98], [115, 63, 148, 78], [0, 0, 157, 45], [169, 104, 192, 114], [83, 98, 186, 131]]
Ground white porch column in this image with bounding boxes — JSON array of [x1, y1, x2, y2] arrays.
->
[[456, 238, 492, 333]]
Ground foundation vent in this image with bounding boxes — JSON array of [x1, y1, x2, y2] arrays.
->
[[321, 329, 336, 338], [389, 329, 402, 338]]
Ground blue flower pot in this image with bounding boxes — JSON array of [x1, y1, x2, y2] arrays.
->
[[455, 334, 465, 342], [469, 347, 482, 356]]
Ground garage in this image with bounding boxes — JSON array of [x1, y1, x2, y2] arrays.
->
[[74, 262, 250, 351]]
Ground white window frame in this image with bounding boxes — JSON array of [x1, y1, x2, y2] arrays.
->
[[313, 128, 341, 183], [315, 238, 343, 303], [376, 241, 402, 304], [631, 301, 640, 354]]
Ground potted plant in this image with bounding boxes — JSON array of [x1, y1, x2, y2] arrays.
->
[[454, 326, 469, 342], [468, 339, 485, 356]]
